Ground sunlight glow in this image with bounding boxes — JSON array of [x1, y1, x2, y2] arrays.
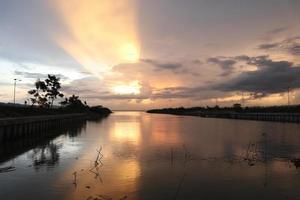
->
[[120, 43, 140, 62], [113, 81, 141, 95], [54, 0, 140, 78]]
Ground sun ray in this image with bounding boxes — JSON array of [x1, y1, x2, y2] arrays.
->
[[53, 0, 140, 78]]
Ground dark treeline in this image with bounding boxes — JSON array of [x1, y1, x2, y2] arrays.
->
[[0, 74, 112, 118], [147, 104, 300, 115], [0, 103, 111, 118]]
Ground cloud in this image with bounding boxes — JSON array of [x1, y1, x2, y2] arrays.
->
[[141, 59, 183, 71], [289, 44, 300, 56], [258, 43, 280, 50], [192, 59, 203, 65], [140, 58, 202, 76], [14, 70, 68, 80], [266, 27, 289, 35], [258, 36, 300, 56], [61, 76, 152, 102], [207, 57, 236, 76], [213, 56, 300, 94], [152, 86, 195, 99]]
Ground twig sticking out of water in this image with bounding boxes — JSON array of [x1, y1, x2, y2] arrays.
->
[[95, 146, 103, 166], [89, 145, 104, 182], [183, 144, 193, 165], [183, 145, 188, 161], [171, 147, 174, 165], [89, 165, 103, 183], [174, 173, 187, 200], [244, 141, 260, 166], [72, 171, 77, 187]]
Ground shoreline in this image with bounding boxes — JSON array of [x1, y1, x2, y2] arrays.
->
[[147, 111, 300, 123], [0, 112, 111, 144]]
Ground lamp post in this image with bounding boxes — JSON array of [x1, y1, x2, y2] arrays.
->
[[287, 87, 290, 106], [13, 79, 21, 105]]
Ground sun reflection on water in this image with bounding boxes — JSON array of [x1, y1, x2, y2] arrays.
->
[[110, 121, 141, 145]]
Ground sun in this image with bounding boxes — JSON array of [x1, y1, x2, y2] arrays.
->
[[113, 81, 141, 95], [120, 43, 140, 62]]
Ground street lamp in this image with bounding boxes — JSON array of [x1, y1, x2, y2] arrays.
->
[[287, 87, 291, 106], [13, 78, 21, 105]]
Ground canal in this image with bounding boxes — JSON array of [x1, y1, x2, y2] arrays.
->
[[1, 111, 300, 200]]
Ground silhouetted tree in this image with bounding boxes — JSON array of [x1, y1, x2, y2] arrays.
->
[[45, 75, 64, 107], [28, 79, 48, 107], [28, 75, 65, 108], [68, 94, 81, 104], [59, 97, 69, 106], [233, 103, 242, 112], [60, 94, 85, 109]]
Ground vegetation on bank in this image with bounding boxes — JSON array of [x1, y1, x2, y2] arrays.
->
[[147, 103, 300, 115], [0, 75, 112, 118], [0, 103, 112, 118]]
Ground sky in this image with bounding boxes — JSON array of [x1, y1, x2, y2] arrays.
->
[[0, 0, 300, 110]]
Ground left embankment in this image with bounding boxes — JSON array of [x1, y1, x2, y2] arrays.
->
[[0, 113, 87, 143]]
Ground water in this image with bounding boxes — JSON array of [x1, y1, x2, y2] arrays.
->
[[1, 111, 300, 200]]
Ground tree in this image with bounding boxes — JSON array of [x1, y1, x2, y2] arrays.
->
[[28, 79, 48, 107], [28, 75, 65, 107], [59, 97, 69, 106], [233, 103, 242, 112], [59, 94, 86, 109], [45, 75, 64, 107], [68, 94, 80, 104]]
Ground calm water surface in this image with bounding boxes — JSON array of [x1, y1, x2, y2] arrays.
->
[[1, 111, 300, 200]]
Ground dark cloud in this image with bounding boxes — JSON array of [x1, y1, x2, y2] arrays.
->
[[14, 70, 68, 80], [234, 55, 250, 61], [152, 87, 194, 99], [258, 36, 300, 55], [149, 85, 224, 100], [289, 44, 300, 55], [141, 59, 183, 71], [191, 59, 203, 65], [258, 42, 280, 50], [141, 58, 201, 76], [266, 27, 289, 35], [213, 56, 300, 94], [249, 92, 268, 100], [207, 57, 236, 76]]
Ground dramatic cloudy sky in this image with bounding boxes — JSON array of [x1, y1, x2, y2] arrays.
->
[[1, 0, 300, 110]]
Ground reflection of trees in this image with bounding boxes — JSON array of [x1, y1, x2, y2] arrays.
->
[[0, 120, 88, 165], [31, 142, 61, 169], [65, 123, 86, 138]]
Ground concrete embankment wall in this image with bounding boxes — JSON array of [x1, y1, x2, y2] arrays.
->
[[0, 113, 87, 143]]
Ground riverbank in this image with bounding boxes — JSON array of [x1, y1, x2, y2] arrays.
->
[[147, 106, 300, 123], [0, 104, 112, 144], [0, 113, 88, 143], [0, 103, 112, 118]]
